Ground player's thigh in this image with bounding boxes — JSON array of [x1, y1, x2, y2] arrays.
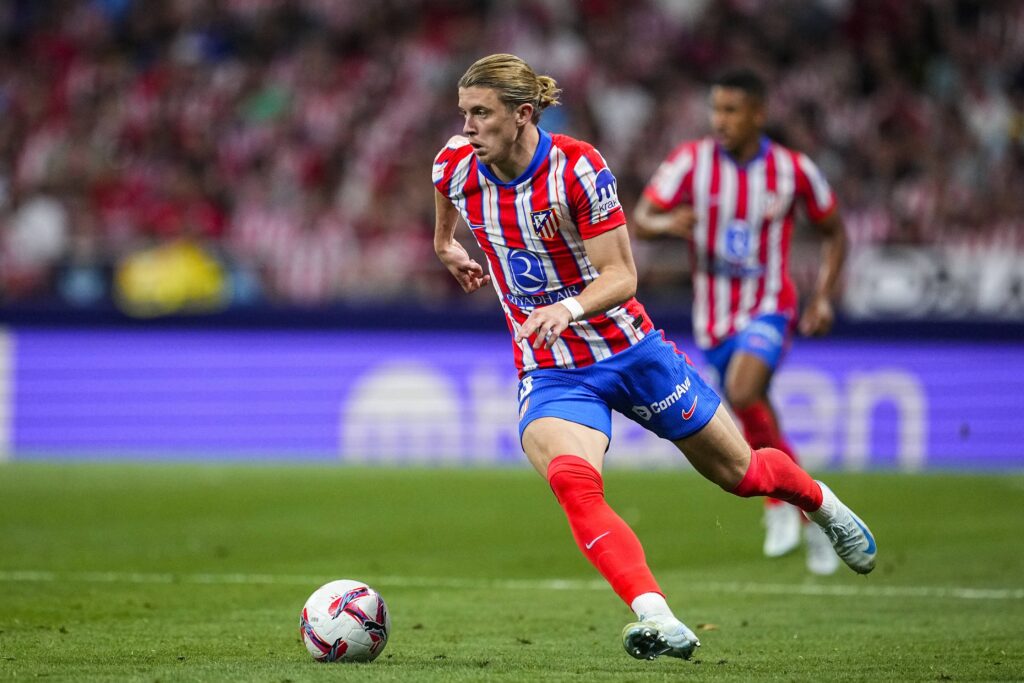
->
[[723, 315, 791, 407], [518, 371, 612, 476], [723, 351, 773, 408], [521, 417, 610, 476], [672, 404, 751, 489]]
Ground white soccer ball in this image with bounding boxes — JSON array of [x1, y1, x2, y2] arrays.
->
[[299, 579, 391, 662]]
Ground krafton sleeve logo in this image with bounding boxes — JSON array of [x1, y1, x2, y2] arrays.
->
[[594, 168, 620, 217]]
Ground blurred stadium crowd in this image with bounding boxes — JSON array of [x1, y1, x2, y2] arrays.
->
[[1, 0, 1022, 316]]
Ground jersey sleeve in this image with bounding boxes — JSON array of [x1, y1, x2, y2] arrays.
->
[[642, 142, 696, 210], [567, 146, 626, 239], [793, 152, 837, 222], [432, 135, 472, 198]]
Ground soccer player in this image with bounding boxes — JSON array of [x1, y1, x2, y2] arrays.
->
[[433, 54, 875, 662], [634, 69, 846, 575]]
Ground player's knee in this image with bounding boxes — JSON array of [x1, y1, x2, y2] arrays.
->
[[547, 455, 604, 509], [714, 458, 749, 492], [724, 381, 758, 411]]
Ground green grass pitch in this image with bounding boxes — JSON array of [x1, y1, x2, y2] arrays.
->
[[2, 463, 1023, 681]]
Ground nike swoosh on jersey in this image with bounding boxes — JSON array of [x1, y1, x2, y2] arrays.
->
[[681, 396, 698, 420], [585, 531, 611, 550]]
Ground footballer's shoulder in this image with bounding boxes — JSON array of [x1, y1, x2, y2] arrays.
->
[[443, 134, 471, 150], [549, 133, 596, 159], [434, 135, 473, 165]]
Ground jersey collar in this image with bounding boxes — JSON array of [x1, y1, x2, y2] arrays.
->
[[716, 135, 770, 168], [477, 128, 552, 187]]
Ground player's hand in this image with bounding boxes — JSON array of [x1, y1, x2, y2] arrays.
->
[[799, 295, 834, 336], [515, 303, 573, 350], [664, 206, 697, 240], [437, 241, 491, 293]]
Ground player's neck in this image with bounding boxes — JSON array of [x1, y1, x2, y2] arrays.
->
[[730, 135, 763, 165], [489, 125, 540, 182]]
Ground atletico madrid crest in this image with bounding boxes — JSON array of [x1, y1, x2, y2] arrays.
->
[[531, 208, 561, 239]]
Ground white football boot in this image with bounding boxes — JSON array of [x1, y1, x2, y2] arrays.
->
[[622, 615, 700, 660], [763, 503, 802, 557], [808, 481, 877, 574], [804, 522, 841, 575]]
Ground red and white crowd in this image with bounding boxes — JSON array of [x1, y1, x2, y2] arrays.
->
[[1, 0, 1021, 311]]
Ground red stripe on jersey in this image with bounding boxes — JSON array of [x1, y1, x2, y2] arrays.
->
[[704, 147, 722, 347]]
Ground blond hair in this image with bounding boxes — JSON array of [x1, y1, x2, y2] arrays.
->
[[458, 53, 561, 123]]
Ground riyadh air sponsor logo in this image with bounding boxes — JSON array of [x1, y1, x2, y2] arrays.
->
[[594, 168, 620, 217], [531, 208, 561, 239], [505, 284, 581, 310], [724, 219, 751, 263], [507, 249, 548, 294], [631, 378, 692, 421]]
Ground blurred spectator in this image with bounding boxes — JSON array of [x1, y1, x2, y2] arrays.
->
[[0, 0, 1021, 316]]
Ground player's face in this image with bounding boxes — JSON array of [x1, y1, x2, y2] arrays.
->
[[710, 86, 764, 156], [458, 86, 523, 166]]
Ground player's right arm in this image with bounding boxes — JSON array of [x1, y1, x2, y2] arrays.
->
[[433, 189, 490, 294], [634, 142, 698, 240], [633, 196, 696, 241]]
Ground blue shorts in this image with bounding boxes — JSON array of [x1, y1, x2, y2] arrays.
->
[[701, 313, 792, 386], [517, 332, 721, 443]]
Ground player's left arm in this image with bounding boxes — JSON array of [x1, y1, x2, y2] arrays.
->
[[799, 207, 847, 336], [515, 225, 637, 350]]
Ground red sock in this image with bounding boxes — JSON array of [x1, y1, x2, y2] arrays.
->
[[731, 447, 823, 512], [547, 455, 661, 605], [734, 401, 799, 507]]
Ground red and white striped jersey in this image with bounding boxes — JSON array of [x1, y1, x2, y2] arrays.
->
[[433, 129, 655, 375], [643, 136, 836, 349]]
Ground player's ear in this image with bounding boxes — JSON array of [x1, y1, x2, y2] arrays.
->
[[516, 102, 534, 126]]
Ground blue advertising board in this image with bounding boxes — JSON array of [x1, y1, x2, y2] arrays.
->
[[3, 329, 1021, 470]]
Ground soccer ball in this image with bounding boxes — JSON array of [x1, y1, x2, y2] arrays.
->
[[299, 579, 391, 662]]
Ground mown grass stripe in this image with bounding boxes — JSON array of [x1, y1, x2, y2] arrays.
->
[[2, 569, 1020, 601]]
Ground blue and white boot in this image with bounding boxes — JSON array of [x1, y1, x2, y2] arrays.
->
[[622, 616, 700, 660], [808, 481, 877, 574]]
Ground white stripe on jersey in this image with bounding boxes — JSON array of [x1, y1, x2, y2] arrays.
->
[[650, 146, 695, 204], [692, 139, 715, 348], [763, 149, 796, 312], [797, 153, 832, 212], [735, 156, 767, 331], [712, 153, 738, 342]]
